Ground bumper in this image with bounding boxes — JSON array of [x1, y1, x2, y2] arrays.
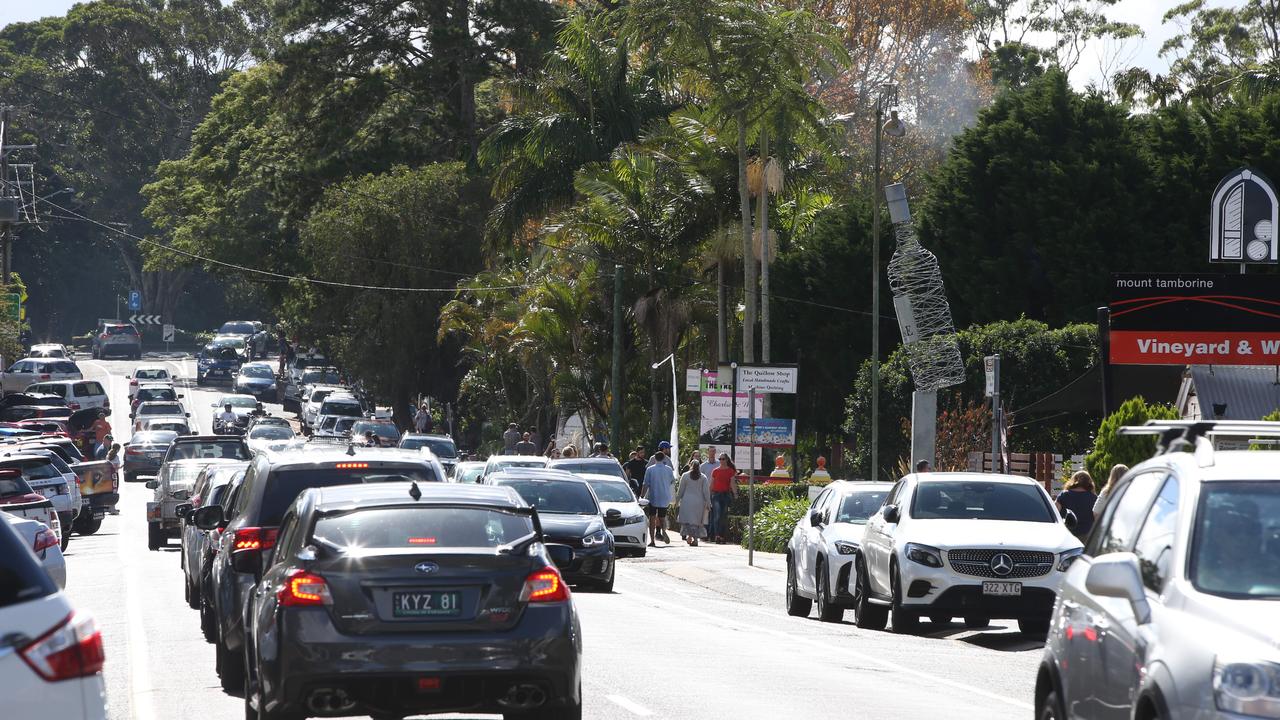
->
[[555, 545, 614, 584], [263, 604, 580, 717], [608, 521, 649, 550], [237, 385, 276, 398], [99, 343, 140, 356], [123, 458, 161, 476], [146, 501, 183, 530], [901, 584, 1058, 619]]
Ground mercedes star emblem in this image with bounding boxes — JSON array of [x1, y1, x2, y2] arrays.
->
[[989, 553, 1014, 576], [414, 561, 439, 575]]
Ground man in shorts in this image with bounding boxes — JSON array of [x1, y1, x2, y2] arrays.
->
[[642, 450, 676, 546]]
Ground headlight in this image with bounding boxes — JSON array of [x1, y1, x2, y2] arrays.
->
[[582, 530, 610, 547], [624, 514, 646, 525], [1058, 547, 1084, 572], [834, 541, 858, 555], [1214, 658, 1280, 718], [904, 542, 943, 568]]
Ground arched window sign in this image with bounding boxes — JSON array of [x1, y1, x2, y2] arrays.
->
[[1210, 167, 1279, 263]]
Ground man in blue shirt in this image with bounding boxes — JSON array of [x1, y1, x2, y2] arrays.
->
[[642, 451, 676, 546]]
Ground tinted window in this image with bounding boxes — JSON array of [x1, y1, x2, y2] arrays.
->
[[167, 441, 251, 462], [551, 460, 627, 481], [1190, 481, 1280, 599], [105, 325, 138, 335], [132, 431, 179, 445], [314, 507, 535, 549], [134, 369, 170, 381], [1088, 472, 1165, 556], [1, 459, 62, 482], [910, 481, 1054, 522], [219, 322, 255, 335], [835, 490, 889, 523], [352, 422, 398, 440], [1133, 477, 1180, 592], [586, 478, 636, 503], [248, 427, 293, 440], [137, 388, 177, 403], [139, 403, 183, 416], [320, 401, 363, 417], [0, 476, 33, 495], [258, 467, 438, 525], [883, 480, 905, 508], [239, 365, 273, 378], [400, 436, 458, 457], [497, 479, 599, 515], [301, 370, 342, 385], [0, 519, 57, 607], [220, 396, 257, 408]]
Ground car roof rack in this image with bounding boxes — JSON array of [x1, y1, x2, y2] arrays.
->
[[1118, 420, 1280, 465]]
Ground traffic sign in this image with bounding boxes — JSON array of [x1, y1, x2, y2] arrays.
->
[[128, 290, 141, 312], [162, 324, 175, 343], [129, 314, 161, 325]]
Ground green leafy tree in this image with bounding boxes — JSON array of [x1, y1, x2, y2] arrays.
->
[[1084, 397, 1180, 480]]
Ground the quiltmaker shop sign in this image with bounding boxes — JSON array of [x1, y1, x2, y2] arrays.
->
[[1109, 273, 1280, 365]]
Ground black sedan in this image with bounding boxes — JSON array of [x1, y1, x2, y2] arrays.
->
[[233, 362, 278, 400], [122, 430, 179, 482], [487, 469, 616, 592], [237, 482, 582, 720]]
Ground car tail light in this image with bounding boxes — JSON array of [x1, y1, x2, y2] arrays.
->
[[232, 527, 278, 552], [334, 462, 368, 469], [277, 570, 331, 606], [19, 612, 105, 681], [33, 527, 58, 553], [99, 334, 107, 340], [125, 447, 143, 456], [67, 402, 80, 410], [521, 567, 570, 603], [38, 374, 50, 381]]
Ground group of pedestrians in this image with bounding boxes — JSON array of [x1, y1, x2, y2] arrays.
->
[[1053, 463, 1129, 541], [634, 444, 741, 548]]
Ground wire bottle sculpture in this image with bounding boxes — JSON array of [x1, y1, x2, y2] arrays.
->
[[884, 183, 965, 393]]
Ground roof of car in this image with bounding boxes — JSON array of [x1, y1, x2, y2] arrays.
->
[[826, 480, 896, 490], [488, 468, 583, 483], [576, 472, 630, 484], [260, 446, 436, 468], [0, 452, 61, 464], [134, 365, 170, 372], [486, 455, 548, 463], [1147, 449, 1280, 483], [904, 472, 1039, 485], [310, 482, 526, 512], [172, 435, 241, 443]]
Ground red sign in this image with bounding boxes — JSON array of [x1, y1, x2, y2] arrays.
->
[[1110, 331, 1280, 365]]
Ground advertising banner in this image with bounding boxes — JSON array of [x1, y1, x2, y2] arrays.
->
[[699, 392, 764, 468], [735, 418, 796, 448], [1109, 273, 1280, 365], [735, 364, 799, 394]]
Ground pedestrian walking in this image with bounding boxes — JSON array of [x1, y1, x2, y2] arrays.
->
[[642, 452, 676, 546], [543, 439, 558, 457], [528, 426, 542, 455], [623, 449, 647, 495], [1056, 471, 1098, 541], [502, 423, 520, 454], [1093, 463, 1128, 515], [514, 432, 537, 455], [915, 459, 932, 473], [414, 403, 432, 433], [699, 448, 719, 538], [562, 444, 578, 458], [648, 441, 674, 469], [676, 459, 711, 546], [106, 443, 123, 471], [709, 454, 738, 543], [95, 434, 114, 460]]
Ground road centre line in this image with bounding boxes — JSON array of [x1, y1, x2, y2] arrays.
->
[[120, 509, 156, 720]]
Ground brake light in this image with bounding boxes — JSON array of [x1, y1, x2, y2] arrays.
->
[[67, 402, 80, 410], [334, 462, 368, 469], [277, 570, 331, 606], [232, 527, 278, 552], [129, 379, 138, 386], [38, 374, 50, 381], [521, 567, 569, 603], [125, 447, 143, 456], [99, 334, 107, 340], [407, 537, 437, 545], [19, 612, 105, 682], [33, 527, 58, 553]]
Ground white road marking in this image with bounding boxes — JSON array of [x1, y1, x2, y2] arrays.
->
[[120, 505, 156, 720], [622, 586, 1034, 711], [607, 694, 656, 716]]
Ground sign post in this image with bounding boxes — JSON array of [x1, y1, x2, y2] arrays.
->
[[127, 290, 141, 312], [162, 323, 174, 351], [747, 387, 757, 567], [986, 354, 1001, 472]]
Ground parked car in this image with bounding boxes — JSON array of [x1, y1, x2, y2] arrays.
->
[[198, 446, 445, 692], [0, 405, 73, 423], [1, 357, 82, 395], [90, 322, 141, 360], [0, 515, 106, 720], [144, 457, 243, 550], [578, 472, 650, 557], [177, 463, 248, 609], [123, 430, 179, 482], [196, 342, 242, 385], [129, 384, 181, 413], [2, 510, 65, 587], [0, 454, 80, 550], [10, 438, 116, 535], [487, 468, 616, 591], [1036, 420, 1280, 720], [24, 380, 109, 411], [132, 400, 189, 432], [232, 362, 277, 400], [547, 457, 629, 485], [785, 480, 894, 622], [127, 365, 175, 399], [233, 482, 581, 720], [399, 433, 458, 476], [0, 469, 62, 548], [858, 472, 1083, 635], [27, 343, 70, 359]]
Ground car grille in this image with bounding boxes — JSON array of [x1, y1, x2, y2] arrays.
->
[[946, 549, 1055, 579]]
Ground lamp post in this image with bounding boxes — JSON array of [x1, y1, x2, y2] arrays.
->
[[869, 86, 905, 481], [651, 353, 679, 467]]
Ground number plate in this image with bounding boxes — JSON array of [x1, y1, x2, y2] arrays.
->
[[982, 581, 1022, 596], [391, 590, 463, 618]]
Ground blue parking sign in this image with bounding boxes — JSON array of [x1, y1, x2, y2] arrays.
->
[[128, 290, 141, 311]]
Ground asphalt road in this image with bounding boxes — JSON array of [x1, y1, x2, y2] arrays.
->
[[63, 357, 1040, 720]]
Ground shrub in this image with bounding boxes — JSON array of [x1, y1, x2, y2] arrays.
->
[[740, 497, 808, 553], [728, 483, 810, 516], [1084, 397, 1180, 480]]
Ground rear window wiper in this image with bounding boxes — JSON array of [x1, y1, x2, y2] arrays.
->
[[496, 531, 539, 555]]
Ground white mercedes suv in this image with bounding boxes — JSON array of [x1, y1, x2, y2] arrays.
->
[[857, 472, 1083, 635]]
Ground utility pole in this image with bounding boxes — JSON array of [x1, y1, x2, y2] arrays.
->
[[0, 106, 12, 285], [870, 96, 884, 481], [758, 127, 771, 365], [610, 265, 624, 453]]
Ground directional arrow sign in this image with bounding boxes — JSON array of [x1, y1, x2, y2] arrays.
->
[[129, 314, 162, 325]]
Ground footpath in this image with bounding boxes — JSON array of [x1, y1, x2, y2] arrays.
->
[[627, 537, 788, 606]]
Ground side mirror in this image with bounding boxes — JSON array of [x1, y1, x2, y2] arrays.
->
[[145, 479, 159, 490], [883, 505, 901, 524], [172, 488, 190, 501], [230, 550, 259, 575], [637, 498, 650, 508], [178, 394, 184, 399], [809, 510, 823, 528], [174, 503, 192, 518], [191, 505, 224, 530], [185, 413, 191, 417], [545, 543, 573, 569], [605, 508, 622, 518], [129, 413, 135, 419], [604, 508, 623, 527], [1063, 509, 1079, 531], [1085, 552, 1152, 625]]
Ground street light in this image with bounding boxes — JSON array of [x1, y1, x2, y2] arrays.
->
[[870, 85, 904, 481], [652, 353, 679, 465]]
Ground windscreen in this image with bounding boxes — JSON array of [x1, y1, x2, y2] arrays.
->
[[222, 396, 257, 408], [835, 490, 889, 523], [353, 422, 399, 440], [400, 436, 458, 457], [314, 507, 534, 549], [164, 464, 210, 489], [320, 401, 363, 417], [499, 479, 599, 515], [910, 481, 1054, 522], [137, 388, 176, 402], [2, 459, 62, 482], [135, 368, 170, 380], [0, 476, 33, 496], [30, 347, 65, 358], [0, 520, 56, 607], [302, 370, 342, 385], [220, 322, 255, 335], [490, 459, 547, 473], [140, 403, 183, 416], [553, 459, 627, 481], [167, 441, 250, 461], [1191, 482, 1280, 598], [134, 431, 179, 445], [105, 325, 138, 336], [249, 427, 294, 440], [260, 466, 439, 525], [39, 361, 79, 374], [239, 365, 274, 379], [147, 421, 189, 434], [587, 479, 636, 503], [456, 465, 484, 484]]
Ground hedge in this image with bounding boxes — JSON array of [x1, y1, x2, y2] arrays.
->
[[728, 482, 811, 516], [739, 497, 809, 553]]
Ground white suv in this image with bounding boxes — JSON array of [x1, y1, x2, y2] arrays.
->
[[859, 472, 1082, 635], [1036, 421, 1280, 720]]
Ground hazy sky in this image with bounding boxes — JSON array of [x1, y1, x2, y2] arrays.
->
[[0, 0, 1227, 91]]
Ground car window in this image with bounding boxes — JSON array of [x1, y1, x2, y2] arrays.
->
[[0, 476, 34, 495], [1189, 481, 1280, 599], [1, 458, 62, 481], [1133, 476, 1180, 592], [258, 466, 439, 525], [1087, 471, 1166, 556], [910, 481, 1055, 522], [168, 440, 251, 462], [319, 401, 363, 417], [586, 479, 636, 503], [271, 512, 300, 567], [315, 507, 534, 550], [400, 436, 458, 458], [140, 403, 183, 415], [239, 365, 273, 378], [809, 487, 831, 514], [0, 519, 57, 607], [85, 382, 104, 395], [221, 396, 257, 408], [883, 480, 905, 508], [835, 490, 890, 524], [135, 369, 169, 381], [106, 325, 138, 335], [499, 479, 599, 515]]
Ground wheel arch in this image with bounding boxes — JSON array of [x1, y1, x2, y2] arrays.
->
[[1034, 660, 1063, 716]]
